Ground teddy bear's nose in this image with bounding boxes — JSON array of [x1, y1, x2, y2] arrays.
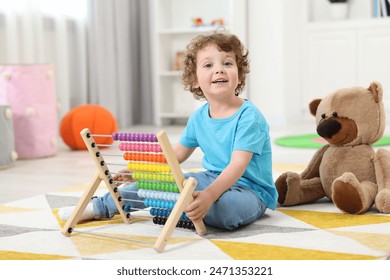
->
[[317, 119, 341, 139]]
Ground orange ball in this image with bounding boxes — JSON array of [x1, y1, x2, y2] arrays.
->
[[60, 104, 118, 150]]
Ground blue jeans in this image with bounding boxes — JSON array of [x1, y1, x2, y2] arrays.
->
[[92, 171, 266, 230]]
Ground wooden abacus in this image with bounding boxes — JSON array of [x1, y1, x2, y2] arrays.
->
[[61, 128, 207, 253]]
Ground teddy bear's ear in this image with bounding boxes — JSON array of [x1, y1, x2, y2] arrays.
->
[[368, 81, 383, 103], [309, 99, 322, 116]]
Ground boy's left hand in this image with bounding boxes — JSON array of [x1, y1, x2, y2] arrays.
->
[[113, 168, 136, 186], [184, 191, 213, 222]]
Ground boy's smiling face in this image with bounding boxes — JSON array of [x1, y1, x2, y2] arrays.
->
[[194, 44, 240, 100]]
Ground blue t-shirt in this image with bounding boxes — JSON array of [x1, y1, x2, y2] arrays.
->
[[180, 100, 278, 210]]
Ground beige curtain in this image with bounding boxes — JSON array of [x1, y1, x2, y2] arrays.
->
[[86, 0, 154, 128]]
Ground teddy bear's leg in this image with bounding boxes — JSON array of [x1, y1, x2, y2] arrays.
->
[[275, 172, 325, 206], [332, 172, 377, 214], [375, 190, 390, 213], [374, 149, 390, 213]]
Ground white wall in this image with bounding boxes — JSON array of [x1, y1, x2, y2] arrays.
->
[[247, 0, 306, 127], [308, 0, 372, 22]]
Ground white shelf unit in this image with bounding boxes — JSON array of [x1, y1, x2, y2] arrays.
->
[[151, 0, 247, 125], [301, 0, 390, 118]]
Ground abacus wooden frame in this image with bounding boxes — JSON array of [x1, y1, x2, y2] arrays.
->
[[61, 128, 207, 253]]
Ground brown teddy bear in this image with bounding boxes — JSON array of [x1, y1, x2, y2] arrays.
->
[[275, 81, 390, 214]]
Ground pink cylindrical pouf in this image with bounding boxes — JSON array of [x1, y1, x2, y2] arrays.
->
[[0, 64, 58, 158], [0, 105, 18, 168]]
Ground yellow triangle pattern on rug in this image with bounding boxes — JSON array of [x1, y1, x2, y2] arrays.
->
[[0, 205, 38, 214], [70, 233, 197, 255], [58, 183, 107, 193], [54, 209, 151, 229], [0, 250, 74, 260], [329, 230, 390, 253], [277, 209, 390, 229], [54, 208, 201, 256], [211, 241, 378, 260]]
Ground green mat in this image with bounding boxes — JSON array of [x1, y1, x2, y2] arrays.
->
[[274, 134, 390, 149]]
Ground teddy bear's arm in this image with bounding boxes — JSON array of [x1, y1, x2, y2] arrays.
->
[[300, 144, 330, 179]]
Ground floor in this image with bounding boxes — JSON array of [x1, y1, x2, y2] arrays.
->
[[2, 122, 390, 263], [0, 122, 319, 204]]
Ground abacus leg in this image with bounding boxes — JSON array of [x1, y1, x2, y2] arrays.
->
[[154, 177, 206, 253], [61, 172, 101, 237], [182, 178, 207, 236]]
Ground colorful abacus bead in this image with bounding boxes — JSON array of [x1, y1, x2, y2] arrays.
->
[[112, 132, 158, 142], [153, 216, 166, 225], [138, 189, 179, 202], [123, 152, 166, 163], [144, 199, 175, 209], [177, 220, 194, 229], [136, 181, 179, 192], [118, 142, 162, 153], [127, 162, 170, 173], [152, 216, 192, 228], [150, 207, 171, 218], [132, 172, 175, 182]]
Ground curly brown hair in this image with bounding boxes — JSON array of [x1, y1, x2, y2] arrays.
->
[[181, 32, 250, 100]]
